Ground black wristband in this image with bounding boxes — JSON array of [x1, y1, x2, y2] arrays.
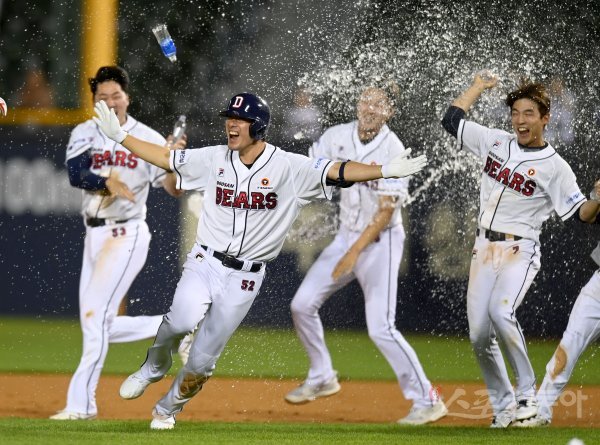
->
[[339, 160, 349, 182]]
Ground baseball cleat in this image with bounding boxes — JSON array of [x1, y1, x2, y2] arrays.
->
[[515, 397, 538, 420], [49, 410, 96, 420], [284, 373, 341, 404], [512, 414, 550, 428], [490, 402, 517, 428], [397, 400, 448, 425], [120, 371, 160, 399], [150, 408, 176, 430], [178, 332, 194, 366]]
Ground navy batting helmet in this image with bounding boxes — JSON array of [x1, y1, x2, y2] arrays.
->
[[219, 92, 270, 140]]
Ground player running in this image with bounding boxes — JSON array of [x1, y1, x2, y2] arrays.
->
[[441, 73, 596, 427], [92, 92, 427, 430], [50, 66, 187, 421], [516, 180, 600, 427], [285, 86, 447, 425]]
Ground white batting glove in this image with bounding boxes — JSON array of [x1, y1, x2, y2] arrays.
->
[[381, 148, 428, 178], [92, 100, 128, 143]]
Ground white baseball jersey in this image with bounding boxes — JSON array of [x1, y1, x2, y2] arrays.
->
[[169, 143, 334, 261], [457, 120, 586, 242], [59, 114, 170, 417], [309, 121, 409, 232], [66, 116, 168, 221]]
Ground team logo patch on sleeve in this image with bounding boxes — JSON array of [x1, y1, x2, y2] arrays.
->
[[313, 157, 326, 169], [566, 190, 583, 205]]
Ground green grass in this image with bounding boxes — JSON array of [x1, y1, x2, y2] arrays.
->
[[1, 419, 599, 445], [0, 317, 598, 385], [1, 317, 599, 444]]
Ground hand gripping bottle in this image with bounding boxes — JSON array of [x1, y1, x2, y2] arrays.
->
[[172, 115, 187, 144]]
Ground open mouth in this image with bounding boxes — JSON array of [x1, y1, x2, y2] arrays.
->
[[517, 127, 530, 138], [228, 130, 240, 143]]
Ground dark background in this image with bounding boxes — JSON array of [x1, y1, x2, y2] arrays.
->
[[1, 0, 599, 337]]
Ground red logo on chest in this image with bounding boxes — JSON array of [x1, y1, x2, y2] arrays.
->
[[92, 150, 138, 169], [215, 186, 278, 209], [483, 156, 536, 196]]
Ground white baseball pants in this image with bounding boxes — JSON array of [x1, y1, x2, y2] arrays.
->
[[64, 220, 163, 416], [537, 270, 600, 420], [291, 226, 436, 409], [467, 233, 541, 415], [136, 243, 265, 416]]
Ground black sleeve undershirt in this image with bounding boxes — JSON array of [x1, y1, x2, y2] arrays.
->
[[441, 105, 466, 138], [67, 151, 108, 191]]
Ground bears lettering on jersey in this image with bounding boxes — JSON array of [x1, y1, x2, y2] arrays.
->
[[92, 150, 139, 169], [483, 155, 536, 197], [215, 186, 278, 210]]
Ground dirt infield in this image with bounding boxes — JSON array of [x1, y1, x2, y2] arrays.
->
[[1, 373, 599, 427]]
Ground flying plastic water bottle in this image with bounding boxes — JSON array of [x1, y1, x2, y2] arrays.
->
[[152, 24, 177, 62], [172, 115, 187, 144]]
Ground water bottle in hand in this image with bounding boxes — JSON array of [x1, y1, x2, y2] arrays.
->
[[172, 115, 187, 144], [478, 69, 496, 82], [152, 24, 177, 62]]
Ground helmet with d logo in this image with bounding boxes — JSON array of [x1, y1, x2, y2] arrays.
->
[[219, 92, 270, 140]]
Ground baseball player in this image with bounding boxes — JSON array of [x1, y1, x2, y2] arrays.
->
[[92, 92, 427, 430], [50, 66, 187, 421], [516, 182, 600, 427], [285, 87, 447, 425], [441, 73, 594, 427]]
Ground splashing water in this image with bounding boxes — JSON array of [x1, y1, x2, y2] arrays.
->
[[286, 0, 600, 333], [298, 0, 599, 205]]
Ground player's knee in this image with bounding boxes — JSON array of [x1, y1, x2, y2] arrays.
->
[[164, 313, 198, 336], [488, 308, 513, 334], [468, 328, 488, 349], [186, 351, 218, 376], [367, 324, 390, 344], [290, 294, 316, 316]]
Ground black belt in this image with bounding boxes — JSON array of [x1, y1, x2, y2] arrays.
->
[[86, 217, 129, 227], [477, 228, 522, 242], [200, 245, 262, 273]]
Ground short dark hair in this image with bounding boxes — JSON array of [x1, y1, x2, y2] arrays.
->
[[88, 66, 130, 95], [505, 80, 550, 116]]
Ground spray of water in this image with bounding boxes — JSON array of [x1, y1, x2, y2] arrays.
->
[[286, 0, 600, 333]]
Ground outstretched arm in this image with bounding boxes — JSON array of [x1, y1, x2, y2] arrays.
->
[[327, 148, 427, 182], [93, 100, 171, 170]]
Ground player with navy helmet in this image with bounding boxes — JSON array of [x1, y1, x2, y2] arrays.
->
[[92, 91, 428, 429]]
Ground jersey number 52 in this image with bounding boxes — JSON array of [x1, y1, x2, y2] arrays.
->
[[241, 280, 255, 291]]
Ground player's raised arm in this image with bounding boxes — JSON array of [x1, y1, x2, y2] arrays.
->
[[453, 72, 498, 112], [93, 100, 171, 170], [442, 72, 498, 138], [327, 148, 427, 182]]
